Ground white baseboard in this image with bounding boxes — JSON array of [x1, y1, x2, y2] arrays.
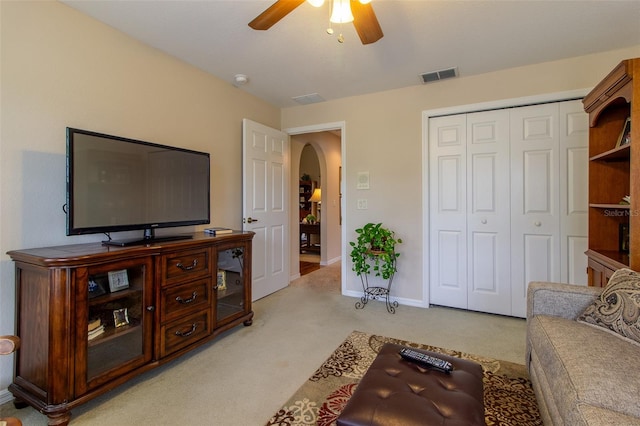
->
[[0, 388, 14, 405], [341, 289, 429, 308], [321, 256, 341, 266], [289, 273, 301, 281]]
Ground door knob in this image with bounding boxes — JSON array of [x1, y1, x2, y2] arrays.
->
[[534, 221, 542, 227], [245, 217, 259, 223], [481, 219, 487, 224]]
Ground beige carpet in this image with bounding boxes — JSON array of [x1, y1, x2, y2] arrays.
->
[[267, 330, 541, 426], [291, 261, 340, 291]]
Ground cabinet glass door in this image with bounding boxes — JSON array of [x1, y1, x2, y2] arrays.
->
[[216, 245, 246, 324], [78, 258, 153, 393]]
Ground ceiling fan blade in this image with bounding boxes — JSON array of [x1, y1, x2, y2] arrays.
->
[[351, 1, 383, 45], [249, 0, 306, 30]]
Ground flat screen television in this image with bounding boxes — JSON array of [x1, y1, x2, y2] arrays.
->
[[66, 127, 210, 246]]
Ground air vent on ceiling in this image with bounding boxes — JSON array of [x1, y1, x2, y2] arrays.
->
[[292, 93, 325, 105], [420, 67, 458, 84]]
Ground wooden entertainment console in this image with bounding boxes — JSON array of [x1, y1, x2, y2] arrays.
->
[[6, 232, 254, 425]]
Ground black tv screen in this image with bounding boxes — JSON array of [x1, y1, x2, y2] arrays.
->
[[66, 128, 210, 245]]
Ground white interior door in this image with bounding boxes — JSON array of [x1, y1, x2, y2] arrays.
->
[[242, 119, 289, 301], [466, 110, 512, 315], [429, 114, 468, 309], [510, 104, 561, 317], [559, 100, 589, 285], [430, 111, 511, 315]]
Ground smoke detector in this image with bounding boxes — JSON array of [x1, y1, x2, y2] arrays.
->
[[234, 74, 249, 85], [419, 67, 458, 84]]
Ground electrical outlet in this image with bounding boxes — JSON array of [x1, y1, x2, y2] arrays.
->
[[357, 199, 368, 210]]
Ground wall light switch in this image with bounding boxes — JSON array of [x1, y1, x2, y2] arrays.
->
[[357, 171, 370, 189], [357, 199, 368, 210]]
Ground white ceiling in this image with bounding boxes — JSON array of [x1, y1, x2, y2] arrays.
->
[[61, 0, 640, 108]]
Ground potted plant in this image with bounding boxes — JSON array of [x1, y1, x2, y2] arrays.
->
[[349, 223, 402, 280], [305, 214, 317, 224]]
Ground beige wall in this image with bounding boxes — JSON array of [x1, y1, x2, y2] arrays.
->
[[0, 1, 279, 392], [282, 45, 640, 304], [300, 144, 321, 183]]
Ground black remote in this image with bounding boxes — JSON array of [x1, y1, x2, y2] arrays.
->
[[399, 348, 453, 373]]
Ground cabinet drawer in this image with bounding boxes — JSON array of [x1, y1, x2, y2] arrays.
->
[[161, 311, 211, 357], [162, 248, 211, 284], [161, 279, 211, 323]]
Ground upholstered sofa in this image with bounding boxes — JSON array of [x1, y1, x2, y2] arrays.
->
[[526, 277, 640, 425]]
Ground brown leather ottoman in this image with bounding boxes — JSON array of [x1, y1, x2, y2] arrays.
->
[[336, 343, 484, 426]]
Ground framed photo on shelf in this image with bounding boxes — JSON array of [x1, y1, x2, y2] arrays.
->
[[620, 223, 630, 253], [88, 278, 107, 299], [113, 308, 130, 328], [217, 269, 227, 291], [616, 117, 631, 148], [107, 269, 129, 292]]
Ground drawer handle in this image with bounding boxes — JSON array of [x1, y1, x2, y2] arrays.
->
[[176, 259, 198, 271], [175, 291, 198, 304], [175, 323, 198, 337]]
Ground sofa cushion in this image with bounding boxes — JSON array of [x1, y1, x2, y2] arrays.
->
[[578, 268, 640, 346], [577, 404, 640, 426], [529, 315, 640, 423]]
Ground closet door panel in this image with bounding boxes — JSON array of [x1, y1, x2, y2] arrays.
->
[[522, 233, 554, 282], [469, 231, 500, 292], [560, 100, 589, 285], [439, 156, 464, 212], [510, 104, 560, 317], [429, 115, 468, 309], [523, 150, 552, 213], [467, 111, 511, 315], [435, 229, 466, 305]]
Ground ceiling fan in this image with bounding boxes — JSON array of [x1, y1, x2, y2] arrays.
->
[[249, 0, 383, 45]]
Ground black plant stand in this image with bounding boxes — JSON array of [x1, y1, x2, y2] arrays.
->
[[355, 259, 398, 314]]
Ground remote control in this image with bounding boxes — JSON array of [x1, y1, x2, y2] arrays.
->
[[399, 348, 453, 373]]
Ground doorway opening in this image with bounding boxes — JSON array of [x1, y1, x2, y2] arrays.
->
[[289, 125, 343, 281], [299, 144, 321, 275]]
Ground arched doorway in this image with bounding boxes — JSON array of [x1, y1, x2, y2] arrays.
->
[[290, 129, 342, 279], [299, 144, 321, 273]]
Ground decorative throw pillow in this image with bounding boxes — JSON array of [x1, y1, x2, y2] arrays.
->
[[578, 268, 640, 346]]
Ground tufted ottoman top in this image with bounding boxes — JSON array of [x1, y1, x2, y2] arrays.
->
[[337, 343, 484, 426]]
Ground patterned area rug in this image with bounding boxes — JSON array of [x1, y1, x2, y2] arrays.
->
[[266, 330, 541, 426]]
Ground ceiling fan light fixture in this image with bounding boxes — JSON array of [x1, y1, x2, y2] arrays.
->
[[330, 0, 354, 24], [307, 0, 325, 7]]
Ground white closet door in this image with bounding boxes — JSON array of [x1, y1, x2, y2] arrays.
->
[[428, 100, 588, 318], [510, 104, 561, 317], [559, 100, 589, 285], [429, 115, 468, 309], [466, 110, 512, 315]]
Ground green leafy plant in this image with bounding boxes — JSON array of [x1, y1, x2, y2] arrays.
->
[[305, 214, 316, 224], [349, 223, 402, 280], [301, 173, 311, 182]]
